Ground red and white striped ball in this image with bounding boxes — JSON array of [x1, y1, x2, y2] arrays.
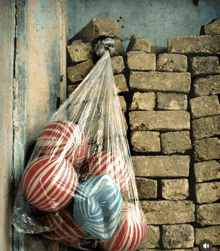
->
[[100, 203, 147, 251], [44, 209, 88, 245], [21, 155, 78, 212], [37, 121, 89, 168], [85, 152, 131, 194]]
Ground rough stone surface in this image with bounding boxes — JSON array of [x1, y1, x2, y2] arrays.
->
[[135, 178, 157, 199], [114, 74, 129, 93], [129, 111, 190, 131], [194, 160, 220, 183], [67, 43, 94, 63], [161, 131, 192, 154], [197, 203, 220, 226], [141, 200, 195, 224], [127, 51, 156, 71], [129, 71, 191, 93], [157, 92, 188, 111], [162, 179, 189, 200], [111, 56, 125, 74], [67, 59, 94, 83], [194, 74, 220, 97], [195, 226, 220, 245], [151, 46, 167, 54], [119, 96, 127, 113], [204, 19, 220, 35], [130, 92, 156, 111], [113, 39, 124, 56], [131, 131, 161, 152], [138, 225, 160, 249], [190, 56, 220, 75], [132, 155, 190, 177], [168, 35, 220, 54], [72, 18, 119, 42], [189, 95, 220, 119], [127, 34, 151, 52], [192, 115, 220, 140], [162, 224, 194, 249], [195, 182, 220, 204], [194, 137, 220, 161], [157, 53, 188, 72], [68, 84, 80, 96], [121, 112, 128, 132]]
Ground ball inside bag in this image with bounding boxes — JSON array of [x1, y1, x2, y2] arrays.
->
[[21, 155, 78, 212], [36, 121, 89, 168], [73, 175, 123, 240]]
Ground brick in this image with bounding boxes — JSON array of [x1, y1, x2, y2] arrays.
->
[[194, 74, 220, 97], [67, 43, 94, 63], [204, 19, 220, 35], [113, 39, 124, 56], [129, 111, 190, 131], [161, 131, 192, 154], [157, 53, 187, 72], [127, 34, 151, 52], [196, 182, 220, 204], [127, 51, 156, 71], [168, 35, 220, 54], [194, 160, 220, 183], [189, 95, 220, 119], [119, 96, 127, 113], [138, 225, 160, 249], [114, 74, 129, 93], [131, 131, 161, 153], [151, 46, 167, 54], [129, 71, 191, 93], [130, 92, 156, 111], [197, 203, 220, 226], [67, 59, 94, 83], [162, 224, 194, 249], [194, 137, 220, 161], [72, 18, 119, 43], [132, 155, 190, 177], [141, 200, 195, 224], [136, 178, 157, 199], [162, 179, 189, 200], [190, 56, 220, 75], [195, 226, 220, 245], [157, 92, 188, 111], [192, 116, 220, 140], [111, 56, 125, 74]]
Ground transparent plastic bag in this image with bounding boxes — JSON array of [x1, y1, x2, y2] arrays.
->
[[11, 51, 147, 251]]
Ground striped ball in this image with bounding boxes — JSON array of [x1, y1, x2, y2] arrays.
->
[[21, 155, 78, 212], [44, 209, 88, 245], [36, 121, 89, 167], [100, 203, 147, 251], [73, 175, 123, 240], [85, 152, 131, 194]]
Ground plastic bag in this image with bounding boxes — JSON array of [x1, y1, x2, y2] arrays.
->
[[11, 50, 147, 250]]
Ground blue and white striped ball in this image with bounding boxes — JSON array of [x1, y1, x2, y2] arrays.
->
[[73, 175, 123, 240]]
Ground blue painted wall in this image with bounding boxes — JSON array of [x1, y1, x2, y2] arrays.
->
[[66, 0, 220, 49]]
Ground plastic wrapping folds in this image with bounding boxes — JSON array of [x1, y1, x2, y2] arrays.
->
[[11, 50, 147, 251]]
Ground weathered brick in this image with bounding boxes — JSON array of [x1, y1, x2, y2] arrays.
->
[[114, 74, 129, 93], [127, 51, 156, 71], [162, 224, 194, 249], [196, 182, 220, 204], [129, 111, 190, 131], [127, 34, 151, 52], [138, 225, 160, 249], [192, 115, 220, 140], [194, 160, 220, 183], [190, 56, 220, 75], [189, 95, 220, 119], [157, 92, 188, 111], [72, 18, 119, 43], [197, 203, 220, 226], [132, 155, 190, 177], [151, 46, 167, 54], [129, 71, 191, 93], [162, 179, 189, 200], [67, 43, 94, 63], [136, 178, 157, 199], [204, 19, 220, 35], [111, 56, 125, 74], [141, 200, 195, 224], [195, 226, 220, 245], [168, 35, 220, 54], [194, 74, 220, 97], [131, 131, 161, 153], [67, 59, 94, 83], [113, 39, 124, 56], [119, 96, 127, 113], [194, 137, 220, 161], [130, 92, 156, 111], [157, 53, 187, 72]]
